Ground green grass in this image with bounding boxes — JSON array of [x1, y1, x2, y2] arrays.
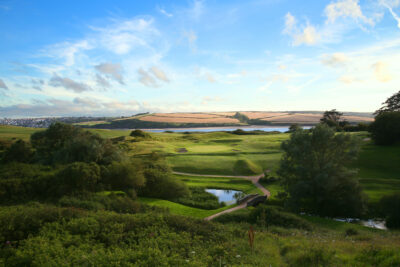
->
[[174, 174, 263, 195], [138, 197, 235, 218], [353, 142, 400, 202], [0, 125, 40, 141]]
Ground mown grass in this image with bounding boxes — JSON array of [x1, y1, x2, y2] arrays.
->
[[138, 197, 235, 218], [173, 174, 263, 195]]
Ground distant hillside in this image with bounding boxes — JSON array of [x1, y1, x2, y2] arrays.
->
[[82, 111, 373, 129]]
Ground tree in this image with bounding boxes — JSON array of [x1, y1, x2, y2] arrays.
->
[[278, 124, 366, 217], [101, 161, 145, 194], [374, 90, 400, 115], [320, 109, 347, 130], [369, 111, 400, 145], [288, 124, 302, 133]]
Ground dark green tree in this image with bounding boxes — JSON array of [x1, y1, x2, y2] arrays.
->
[[369, 111, 400, 145], [374, 90, 400, 115], [278, 124, 366, 217], [380, 193, 400, 229], [320, 109, 347, 130]]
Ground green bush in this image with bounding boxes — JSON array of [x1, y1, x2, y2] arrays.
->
[[130, 129, 150, 138], [101, 161, 145, 194]]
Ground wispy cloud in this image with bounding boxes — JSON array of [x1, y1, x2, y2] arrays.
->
[[149, 66, 170, 82], [95, 62, 124, 84]]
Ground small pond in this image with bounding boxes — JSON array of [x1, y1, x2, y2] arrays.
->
[[206, 189, 242, 204]]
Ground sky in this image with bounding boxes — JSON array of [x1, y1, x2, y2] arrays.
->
[[1, 0, 400, 117]]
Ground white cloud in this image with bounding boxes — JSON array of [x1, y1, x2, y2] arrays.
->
[[321, 53, 348, 67], [205, 73, 216, 83], [189, 0, 204, 20], [283, 12, 296, 34], [380, 0, 400, 28], [372, 61, 393, 82], [293, 24, 319, 46], [339, 75, 361, 83], [324, 0, 374, 25], [149, 66, 170, 82], [0, 79, 8, 90], [95, 62, 124, 84], [201, 96, 222, 105], [45, 40, 92, 66], [283, 13, 319, 46], [91, 18, 158, 55], [158, 7, 173, 17]]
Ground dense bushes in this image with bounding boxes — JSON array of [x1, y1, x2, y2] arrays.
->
[[1, 139, 32, 163], [214, 204, 312, 230], [370, 111, 400, 145], [31, 122, 121, 164]]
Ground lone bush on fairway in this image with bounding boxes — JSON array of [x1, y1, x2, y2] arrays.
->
[[278, 124, 366, 217], [130, 129, 150, 138]]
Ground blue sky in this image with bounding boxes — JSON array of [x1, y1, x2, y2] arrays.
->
[[1, 0, 400, 117]]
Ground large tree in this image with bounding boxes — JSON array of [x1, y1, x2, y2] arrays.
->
[[278, 124, 366, 217], [320, 109, 348, 130], [374, 90, 400, 115]]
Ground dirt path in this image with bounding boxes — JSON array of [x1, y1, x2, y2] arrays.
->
[[172, 171, 271, 220]]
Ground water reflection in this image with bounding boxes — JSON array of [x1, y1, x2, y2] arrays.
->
[[206, 189, 242, 204]]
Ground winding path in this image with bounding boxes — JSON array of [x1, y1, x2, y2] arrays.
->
[[173, 171, 270, 220]]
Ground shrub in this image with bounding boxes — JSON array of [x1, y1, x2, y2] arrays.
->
[[250, 205, 312, 230], [130, 129, 150, 138]]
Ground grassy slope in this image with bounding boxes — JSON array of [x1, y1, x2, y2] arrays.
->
[[1, 126, 399, 208]]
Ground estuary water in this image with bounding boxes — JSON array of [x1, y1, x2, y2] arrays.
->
[[144, 126, 311, 133]]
